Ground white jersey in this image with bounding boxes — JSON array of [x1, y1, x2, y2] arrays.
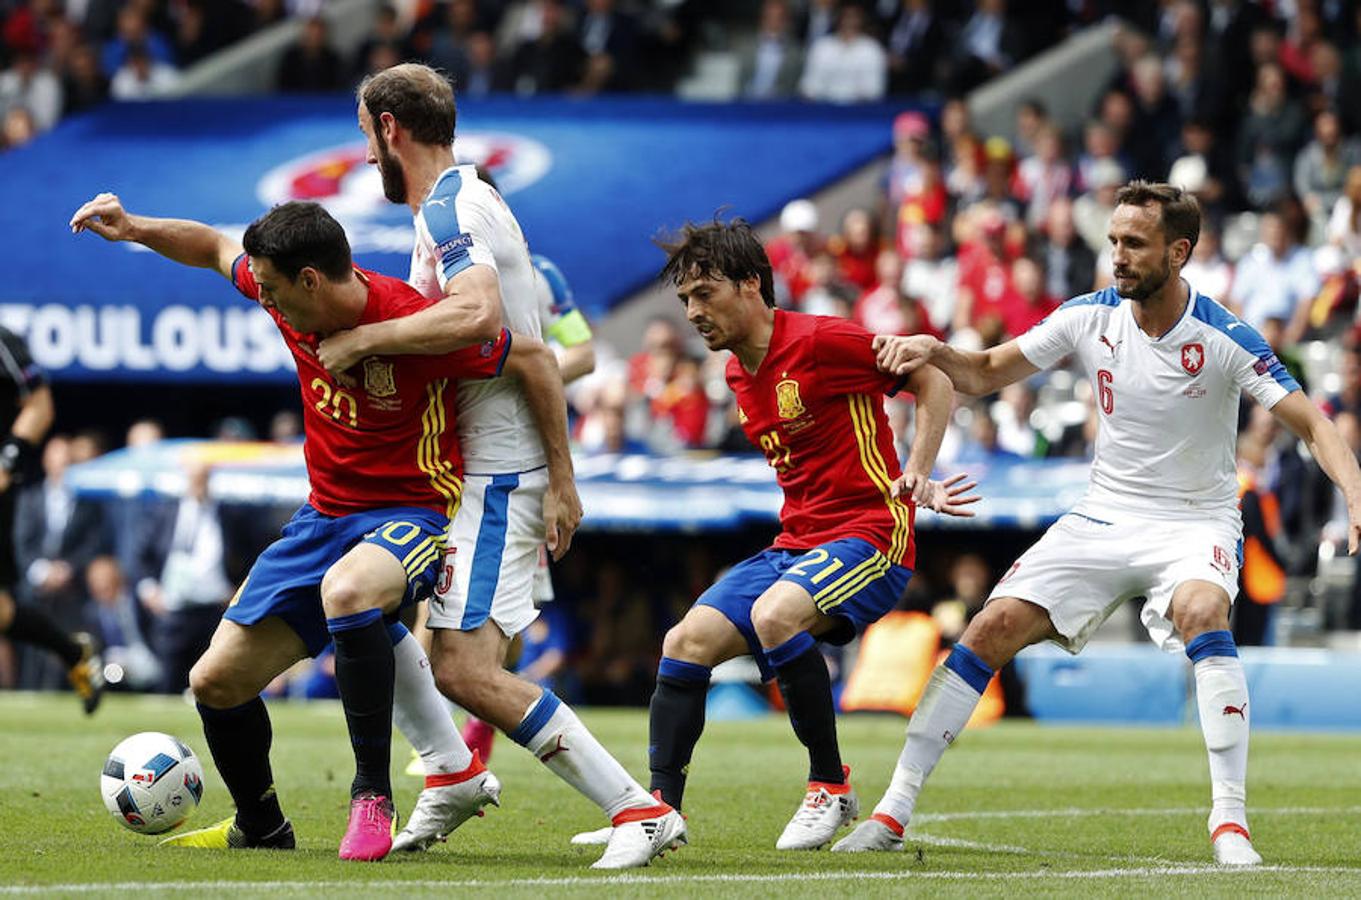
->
[[1016, 285, 1299, 521], [411, 164, 545, 473]]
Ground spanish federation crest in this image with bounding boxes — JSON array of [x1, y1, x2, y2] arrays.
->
[[363, 357, 397, 398], [776, 378, 806, 420]]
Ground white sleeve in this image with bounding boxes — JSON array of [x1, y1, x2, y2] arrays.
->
[[1015, 305, 1084, 370], [422, 181, 499, 291], [1220, 324, 1301, 410]]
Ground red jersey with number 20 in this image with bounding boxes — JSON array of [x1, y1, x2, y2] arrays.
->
[[231, 255, 509, 518], [726, 310, 915, 567]]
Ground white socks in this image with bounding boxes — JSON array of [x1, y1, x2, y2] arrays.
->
[[873, 663, 983, 827], [391, 630, 473, 776], [1193, 654, 1251, 832], [511, 690, 656, 820]]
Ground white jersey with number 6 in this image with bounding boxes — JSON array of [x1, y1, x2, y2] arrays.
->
[[411, 163, 545, 473], [1016, 284, 1300, 522]]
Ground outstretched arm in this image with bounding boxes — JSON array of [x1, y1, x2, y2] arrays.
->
[[1272, 391, 1361, 553], [874, 334, 1039, 397], [317, 265, 502, 374], [500, 335, 583, 560], [895, 363, 952, 499], [69, 193, 241, 279]]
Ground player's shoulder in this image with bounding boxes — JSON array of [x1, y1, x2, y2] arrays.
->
[[419, 165, 487, 235], [1056, 285, 1123, 316], [1185, 290, 1269, 355], [360, 267, 433, 319]]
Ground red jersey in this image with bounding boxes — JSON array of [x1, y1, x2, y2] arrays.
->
[[726, 310, 915, 567], [231, 255, 509, 517]]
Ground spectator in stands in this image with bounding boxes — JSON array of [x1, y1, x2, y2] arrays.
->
[[885, 110, 930, 212], [797, 251, 855, 318], [948, 0, 1021, 94], [829, 207, 880, 293], [1326, 165, 1361, 263], [110, 42, 178, 99], [1230, 209, 1320, 331], [1126, 53, 1181, 180], [999, 255, 1058, 340], [504, 0, 584, 95], [1181, 220, 1233, 302], [269, 410, 302, 443], [85, 555, 160, 690], [0, 51, 60, 131], [1295, 110, 1361, 235], [994, 382, 1041, 458], [1165, 31, 1210, 123], [14, 435, 110, 689], [1072, 157, 1124, 254], [1313, 41, 1359, 135], [932, 552, 991, 642], [1012, 97, 1048, 161], [979, 136, 1023, 222], [955, 404, 1022, 465], [801, 0, 837, 46], [61, 41, 109, 115], [1168, 117, 1237, 215], [892, 148, 948, 259], [0, 104, 32, 147], [884, 0, 942, 96], [765, 198, 822, 307], [1075, 120, 1126, 194], [798, 4, 886, 104], [853, 249, 940, 340], [277, 16, 342, 92], [738, 0, 801, 100], [1028, 197, 1095, 301], [576, 0, 638, 93], [1237, 61, 1307, 209], [1279, 4, 1323, 87], [516, 603, 572, 693], [627, 316, 682, 402], [101, 5, 173, 78], [172, 0, 215, 68], [352, 3, 408, 79], [457, 31, 501, 98], [953, 206, 1017, 345], [649, 354, 709, 451], [1015, 123, 1072, 229], [902, 222, 957, 334], [945, 134, 985, 207]]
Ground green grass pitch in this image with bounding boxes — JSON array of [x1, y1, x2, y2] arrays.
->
[[2, 692, 1360, 897]]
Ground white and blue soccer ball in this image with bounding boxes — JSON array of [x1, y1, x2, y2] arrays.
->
[[100, 732, 204, 835]]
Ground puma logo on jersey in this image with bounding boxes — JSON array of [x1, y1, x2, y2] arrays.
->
[[1222, 701, 1247, 720], [1099, 335, 1122, 358]]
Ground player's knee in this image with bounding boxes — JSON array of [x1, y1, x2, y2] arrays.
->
[[749, 597, 797, 645], [1174, 592, 1229, 641], [319, 566, 376, 618], [189, 660, 246, 709], [959, 605, 1025, 669], [662, 621, 715, 665]]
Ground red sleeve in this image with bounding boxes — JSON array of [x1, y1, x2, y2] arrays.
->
[[812, 317, 906, 397], [443, 328, 511, 380], [230, 253, 258, 300]]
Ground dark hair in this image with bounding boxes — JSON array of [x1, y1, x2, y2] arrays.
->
[[1114, 180, 1201, 254], [242, 202, 352, 282], [358, 63, 456, 146], [655, 217, 775, 308]]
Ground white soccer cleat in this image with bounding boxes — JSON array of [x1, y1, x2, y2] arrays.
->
[[391, 755, 501, 853], [775, 767, 859, 850], [1211, 822, 1262, 866], [590, 807, 687, 869], [570, 825, 612, 846], [831, 814, 905, 852]]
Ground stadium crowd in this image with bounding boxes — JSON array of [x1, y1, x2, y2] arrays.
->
[[5, 1, 1361, 703]]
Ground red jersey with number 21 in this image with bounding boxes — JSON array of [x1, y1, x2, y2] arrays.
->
[[726, 310, 915, 567], [231, 254, 509, 518]]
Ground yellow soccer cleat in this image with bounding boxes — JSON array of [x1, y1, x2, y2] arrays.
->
[[159, 816, 295, 849], [66, 633, 105, 715]]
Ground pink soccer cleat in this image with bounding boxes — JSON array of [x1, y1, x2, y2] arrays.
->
[[338, 792, 397, 861], [461, 716, 497, 763]]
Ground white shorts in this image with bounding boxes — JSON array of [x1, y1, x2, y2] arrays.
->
[[531, 544, 555, 604], [989, 511, 1241, 654], [426, 468, 546, 637]]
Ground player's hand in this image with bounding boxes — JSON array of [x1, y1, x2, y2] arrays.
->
[[543, 476, 582, 561], [873, 334, 939, 377], [69, 193, 137, 242], [316, 328, 369, 376], [894, 472, 980, 518], [1348, 506, 1361, 555]]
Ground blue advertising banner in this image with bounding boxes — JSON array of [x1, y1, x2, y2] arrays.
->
[[64, 440, 1092, 531], [0, 96, 904, 383]]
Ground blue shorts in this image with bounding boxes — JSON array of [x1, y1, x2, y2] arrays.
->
[[224, 504, 447, 657], [695, 537, 911, 681]]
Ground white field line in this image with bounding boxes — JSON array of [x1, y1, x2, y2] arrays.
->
[[912, 805, 1361, 824], [4, 867, 1361, 893]]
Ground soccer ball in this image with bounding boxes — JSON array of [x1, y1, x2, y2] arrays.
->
[[100, 732, 205, 835]]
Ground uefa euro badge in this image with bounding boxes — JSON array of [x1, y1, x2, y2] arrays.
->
[[1180, 342, 1205, 376], [363, 357, 398, 398], [776, 378, 806, 420]]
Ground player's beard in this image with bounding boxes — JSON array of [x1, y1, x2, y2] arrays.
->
[[1115, 250, 1172, 302], [374, 132, 407, 204]]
